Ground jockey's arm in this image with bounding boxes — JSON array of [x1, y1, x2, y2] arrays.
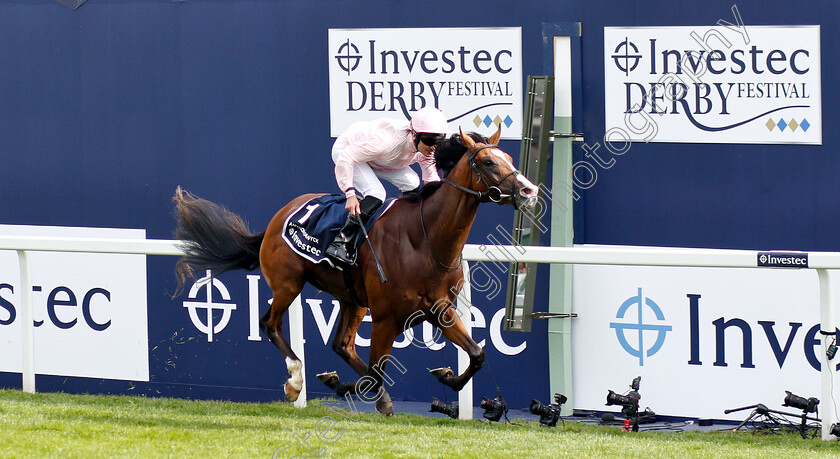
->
[[335, 143, 381, 216], [417, 153, 441, 183], [345, 195, 361, 216]]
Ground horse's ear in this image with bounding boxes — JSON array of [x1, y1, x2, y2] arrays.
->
[[488, 123, 502, 145], [459, 127, 477, 150]]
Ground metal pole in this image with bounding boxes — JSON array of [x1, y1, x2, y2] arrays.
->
[[289, 295, 307, 408], [818, 269, 837, 439], [17, 250, 35, 393], [457, 260, 473, 420]]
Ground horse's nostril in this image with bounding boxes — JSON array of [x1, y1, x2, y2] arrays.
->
[[521, 187, 536, 196]]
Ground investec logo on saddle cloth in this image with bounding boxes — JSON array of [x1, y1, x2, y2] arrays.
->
[[281, 194, 396, 265], [328, 27, 523, 140], [604, 25, 821, 144]]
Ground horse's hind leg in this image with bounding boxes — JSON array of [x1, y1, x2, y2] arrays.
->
[[259, 276, 307, 402], [328, 302, 394, 415], [429, 307, 484, 392]]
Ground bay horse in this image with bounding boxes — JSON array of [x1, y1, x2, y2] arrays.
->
[[173, 125, 538, 415]]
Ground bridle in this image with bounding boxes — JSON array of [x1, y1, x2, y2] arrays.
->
[[421, 142, 522, 270], [443, 144, 521, 206]]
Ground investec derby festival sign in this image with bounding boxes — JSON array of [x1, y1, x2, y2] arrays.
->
[[328, 28, 522, 140], [604, 26, 821, 144]]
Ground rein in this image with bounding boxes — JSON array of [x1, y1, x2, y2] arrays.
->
[[444, 144, 521, 205], [419, 198, 462, 270], [423, 141, 521, 270]]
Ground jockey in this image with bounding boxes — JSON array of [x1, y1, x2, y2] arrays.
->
[[326, 106, 449, 265]]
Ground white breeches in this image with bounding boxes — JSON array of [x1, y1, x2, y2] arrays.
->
[[332, 150, 420, 201]]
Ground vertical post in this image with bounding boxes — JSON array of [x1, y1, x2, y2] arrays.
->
[[17, 250, 35, 393], [548, 33, 576, 415], [818, 269, 837, 440], [457, 260, 473, 420], [289, 294, 307, 408]]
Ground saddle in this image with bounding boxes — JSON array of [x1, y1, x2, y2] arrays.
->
[[281, 194, 395, 268]]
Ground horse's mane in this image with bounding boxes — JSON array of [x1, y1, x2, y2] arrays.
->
[[400, 132, 488, 203]]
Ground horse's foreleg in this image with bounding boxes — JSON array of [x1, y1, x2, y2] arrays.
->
[[331, 304, 369, 376], [331, 319, 399, 412], [328, 303, 394, 415], [259, 285, 305, 402], [431, 307, 484, 391]]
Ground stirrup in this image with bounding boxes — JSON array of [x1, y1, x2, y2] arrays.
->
[[326, 241, 357, 265]]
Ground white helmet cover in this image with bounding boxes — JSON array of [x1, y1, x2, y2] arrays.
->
[[410, 107, 448, 134]]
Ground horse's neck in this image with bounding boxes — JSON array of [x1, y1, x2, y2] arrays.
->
[[422, 169, 480, 266]]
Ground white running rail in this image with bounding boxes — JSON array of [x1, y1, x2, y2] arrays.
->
[[2, 235, 839, 439]]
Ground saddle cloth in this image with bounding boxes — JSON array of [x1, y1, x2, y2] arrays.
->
[[281, 194, 396, 265]]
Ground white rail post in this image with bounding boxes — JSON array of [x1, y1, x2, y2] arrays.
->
[[289, 294, 306, 408], [818, 269, 837, 439], [17, 250, 35, 393], [457, 260, 473, 420]]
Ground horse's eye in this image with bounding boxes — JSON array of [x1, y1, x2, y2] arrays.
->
[[482, 159, 495, 167]]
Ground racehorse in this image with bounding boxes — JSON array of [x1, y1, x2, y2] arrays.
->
[[172, 126, 538, 415]]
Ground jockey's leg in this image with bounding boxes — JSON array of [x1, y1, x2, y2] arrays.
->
[[327, 195, 382, 265], [327, 163, 385, 265], [376, 166, 421, 196]]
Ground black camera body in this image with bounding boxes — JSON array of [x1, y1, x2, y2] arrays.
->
[[606, 376, 643, 418], [783, 390, 819, 414], [529, 393, 567, 427], [606, 389, 640, 417], [480, 396, 507, 422], [429, 399, 459, 419]]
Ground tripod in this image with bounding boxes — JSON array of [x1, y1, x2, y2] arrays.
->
[[725, 403, 821, 438]]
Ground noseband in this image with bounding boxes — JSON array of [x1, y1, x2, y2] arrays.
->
[[444, 144, 521, 206]]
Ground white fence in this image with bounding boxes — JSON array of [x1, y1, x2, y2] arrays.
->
[[2, 235, 840, 439]]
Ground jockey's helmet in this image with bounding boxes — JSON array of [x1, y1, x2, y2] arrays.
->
[[410, 107, 448, 135]]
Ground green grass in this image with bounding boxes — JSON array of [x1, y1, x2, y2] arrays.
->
[[1, 390, 840, 458]]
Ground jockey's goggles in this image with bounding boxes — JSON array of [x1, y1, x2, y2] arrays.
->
[[417, 133, 445, 147]]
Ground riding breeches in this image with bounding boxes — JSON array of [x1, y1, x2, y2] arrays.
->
[[331, 150, 420, 201]]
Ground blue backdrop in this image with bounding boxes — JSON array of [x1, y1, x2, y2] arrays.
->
[[0, 0, 837, 411]]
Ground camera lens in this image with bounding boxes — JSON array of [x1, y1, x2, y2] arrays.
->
[[530, 399, 548, 417], [783, 391, 818, 413], [529, 399, 560, 427], [429, 399, 459, 419], [606, 390, 634, 407]]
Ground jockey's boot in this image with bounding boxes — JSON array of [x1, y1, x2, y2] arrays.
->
[[326, 196, 382, 266]]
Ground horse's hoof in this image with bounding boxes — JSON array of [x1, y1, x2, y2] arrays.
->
[[376, 391, 394, 416], [284, 380, 301, 402], [376, 399, 394, 416], [429, 367, 454, 382], [316, 371, 340, 389]]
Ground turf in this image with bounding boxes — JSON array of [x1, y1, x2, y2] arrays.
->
[[1, 389, 840, 458]]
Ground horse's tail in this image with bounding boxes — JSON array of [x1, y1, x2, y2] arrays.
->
[[172, 186, 265, 295]]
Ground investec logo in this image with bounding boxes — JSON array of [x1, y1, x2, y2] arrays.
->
[[610, 288, 672, 366], [603, 26, 821, 144], [609, 287, 835, 372], [182, 272, 527, 355], [183, 271, 236, 342], [328, 28, 522, 138], [757, 252, 808, 268]]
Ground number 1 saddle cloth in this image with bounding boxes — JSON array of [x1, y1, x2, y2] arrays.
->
[[281, 194, 396, 266]]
